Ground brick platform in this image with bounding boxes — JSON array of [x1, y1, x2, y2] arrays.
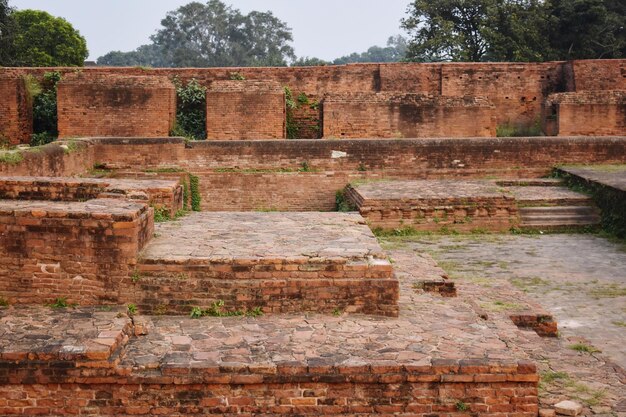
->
[[0, 176, 183, 216], [346, 180, 519, 231], [0, 199, 153, 305], [133, 212, 399, 316], [348, 180, 601, 232], [0, 262, 539, 416]]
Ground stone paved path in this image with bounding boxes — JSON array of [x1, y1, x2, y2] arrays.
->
[[380, 233, 626, 414], [143, 212, 386, 261]]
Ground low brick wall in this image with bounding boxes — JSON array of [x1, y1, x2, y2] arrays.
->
[[131, 258, 399, 317], [0, 199, 153, 305], [546, 91, 626, 136], [0, 176, 183, 216], [0, 360, 538, 416], [346, 182, 520, 232]]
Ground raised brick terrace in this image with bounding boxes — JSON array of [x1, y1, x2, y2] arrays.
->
[[134, 212, 398, 316]]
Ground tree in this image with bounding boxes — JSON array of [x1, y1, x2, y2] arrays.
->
[[150, 0, 295, 67], [333, 35, 408, 64], [402, 0, 625, 62], [11, 9, 87, 66], [0, 0, 15, 65], [291, 56, 330, 67], [97, 44, 167, 67], [546, 0, 625, 59], [402, 0, 493, 62]]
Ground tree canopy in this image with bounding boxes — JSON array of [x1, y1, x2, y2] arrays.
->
[[402, 0, 625, 62], [0, 0, 15, 65], [292, 36, 408, 67], [8, 9, 88, 66], [98, 0, 295, 67]]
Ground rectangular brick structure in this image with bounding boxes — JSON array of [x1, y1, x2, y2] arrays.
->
[[132, 212, 399, 316], [323, 93, 496, 138], [0, 74, 32, 145], [0, 199, 153, 306], [57, 74, 176, 138], [346, 180, 520, 232], [0, 305, 539, 416], [545, 91, 626, 136], [206, 80, 285, 139], [0, 176, 183, 217]]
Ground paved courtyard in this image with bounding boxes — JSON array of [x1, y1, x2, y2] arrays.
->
[[380, 233, 626, 414]]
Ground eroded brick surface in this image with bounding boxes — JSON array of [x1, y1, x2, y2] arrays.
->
[[134, 212, 398, 316]]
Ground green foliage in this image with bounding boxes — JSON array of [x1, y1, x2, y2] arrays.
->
[[299, 161, 311, 172], [229, 72, 246, 80], [190, 301, 264, 318], [153, 206, 171, 223], [0, 150, 23, 165], [31, 71, 62, 146], [333, 35, 408, 64], [131, 270, 141, 283], [496, 120, 543, 137], [559, 170, 626, 239], [455, 401, 469, 412], [10, 9, 88, 66], [568, 342, 600, 353], [189, 174, 201, 211], [173, 79, 207, 140], [127, 304, 137, 315], [49, 297, 69, 308], [0, 297, 8, 308], [284, 86, 300, 139], [103, 0, 295, 68], [335, 188, 356, 212], [402, 0, 625, 62], [0, 0, 15, 66]]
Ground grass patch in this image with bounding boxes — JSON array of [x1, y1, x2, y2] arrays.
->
[[568, 342, 601, 353], [511, 276, 550, 291], [48, 297, 75, 309], [480, 300, 524, 312], [541, 370, 569, 384], [612, 320, 626, 327], [588, 283, 626, 299], [0, 151, 23, 165], [190, 301, 263, 318], [0, 297, 8, 308]]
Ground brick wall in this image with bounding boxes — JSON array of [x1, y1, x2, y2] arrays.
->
[[571, 59, 626, 91], [57, 74, 176, 138], [0, 75, 32, 145], [0, 140, 93, 177], [441, 62, 564, 128], [0, 199, 153, 305], [323, 93, 496, 138], [0, 360, 539, 416], [0, 176, 183, 217], [131, 257, 398, 316], [345, 185, 520, 232], [206, 80, 285, 139], [2, 59, 625, 139], [546, 91, 626, 136]]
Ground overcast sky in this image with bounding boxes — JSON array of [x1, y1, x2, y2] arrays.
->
[[11, 0, 410, 61]]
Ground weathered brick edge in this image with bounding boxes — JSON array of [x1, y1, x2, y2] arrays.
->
[[0, 357, 538, 416]]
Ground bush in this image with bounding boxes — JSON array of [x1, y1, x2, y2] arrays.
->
[[31, 71, 61, 146], [172, 79, 206, 140]]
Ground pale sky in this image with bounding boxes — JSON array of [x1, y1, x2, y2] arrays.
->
[[10, 0, 410, 61]]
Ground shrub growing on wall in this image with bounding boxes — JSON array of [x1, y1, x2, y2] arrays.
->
[[172, 79, 206, 140], [31, 71, 61, 146]]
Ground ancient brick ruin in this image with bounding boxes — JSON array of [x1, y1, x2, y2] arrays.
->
[[0, 60, 624, 416]]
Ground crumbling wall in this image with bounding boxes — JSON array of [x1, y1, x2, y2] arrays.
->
[[57, 74, 176, 138], [0, 74, 32, 145], [323, 93, 496, 138], [546, 91, 626, 136], [206, 80, 285, 139]]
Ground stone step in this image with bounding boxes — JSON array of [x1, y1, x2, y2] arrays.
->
[[519, 206, 599, 216]]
